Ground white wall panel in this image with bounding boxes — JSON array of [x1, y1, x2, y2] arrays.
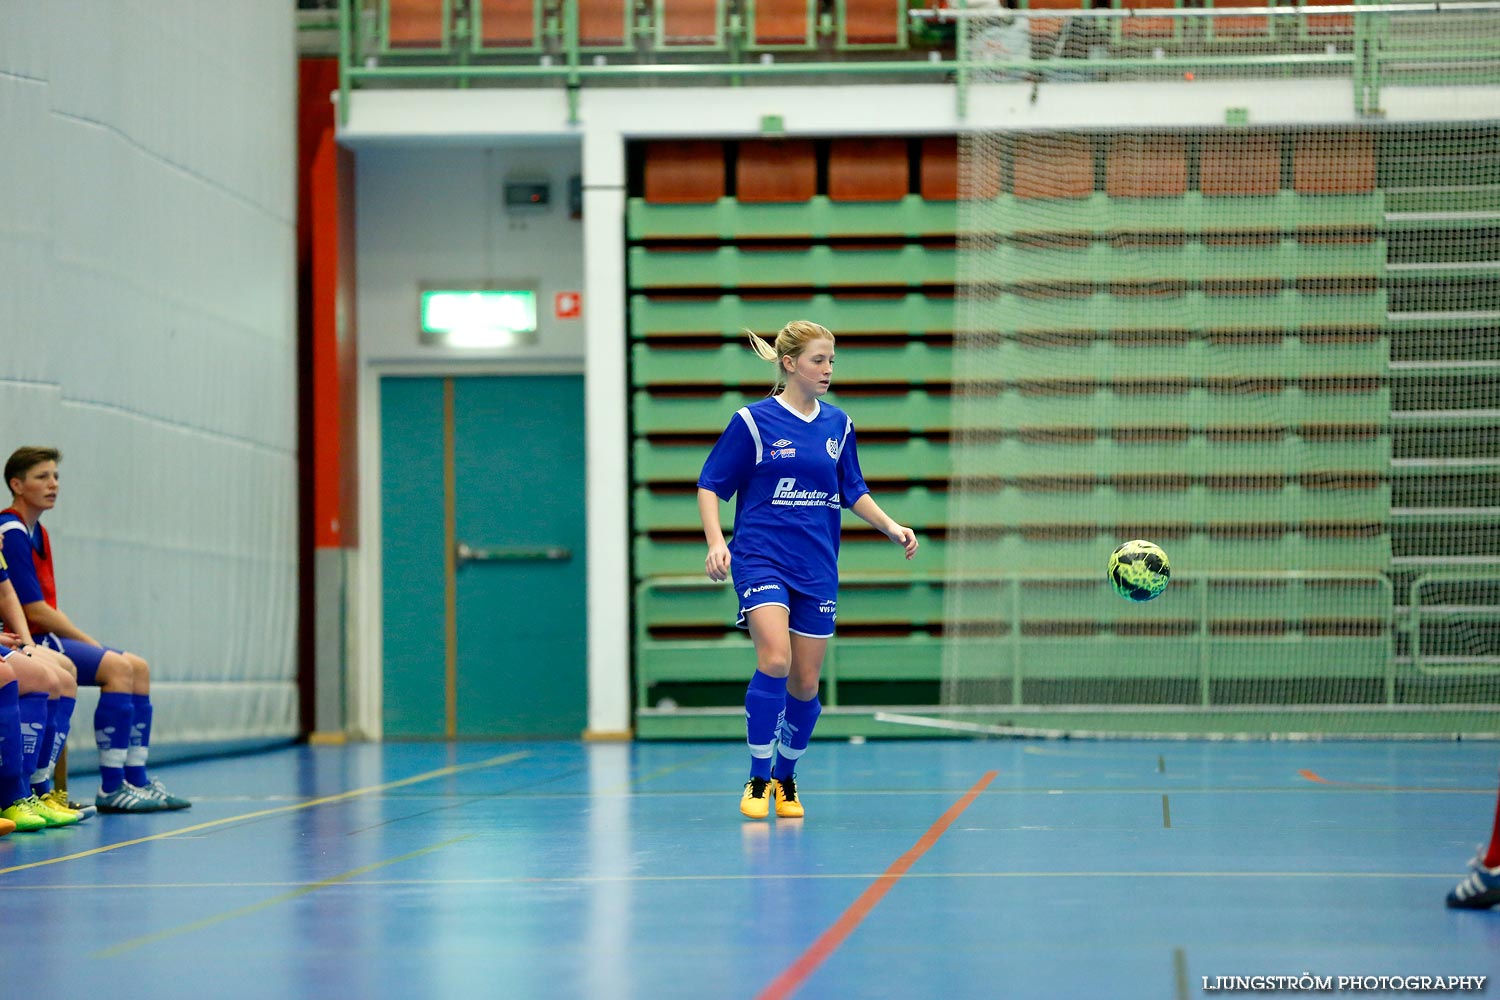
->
[[0, 2, 298, 751]]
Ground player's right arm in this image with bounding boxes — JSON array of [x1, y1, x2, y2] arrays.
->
[[698, 488, 732, 582]]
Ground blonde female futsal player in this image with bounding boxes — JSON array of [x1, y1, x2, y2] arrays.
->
[[696, 321, 918, 819]]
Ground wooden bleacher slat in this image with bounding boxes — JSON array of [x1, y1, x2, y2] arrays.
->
[[643, 141, 726, 204]]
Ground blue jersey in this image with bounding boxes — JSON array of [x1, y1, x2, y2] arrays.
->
[[0, 512, 41, 605], [697, 395, 870, 594]]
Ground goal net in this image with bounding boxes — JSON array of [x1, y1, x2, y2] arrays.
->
[[925, 4, 1500, 738]]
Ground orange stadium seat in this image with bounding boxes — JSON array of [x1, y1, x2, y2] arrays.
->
[[1106, 136, 1188, 198], [1293, 133, 1375, 194], [828, 139, 909, 202], [1305, 0, 1354, 35], [386, 0, 448, 48], [659, 0, 721, 46], [579, 0, 632, 47], [750, 0, 815, 46], [1200, 135, 1282, 197], [920, 137, 959, 201], [1209, 0, 1272, 38], [476, 0, 537, 48], [644, 142, 726, 204], [1118, 0, 1177, 40], [1014, 135, 1094, 199], [737, 140, 818, 203], [1026, 0, 1086, 40], [843, 0, 905, 46]]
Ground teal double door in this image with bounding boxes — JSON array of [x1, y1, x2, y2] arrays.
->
[[380, 374, 587, 738]]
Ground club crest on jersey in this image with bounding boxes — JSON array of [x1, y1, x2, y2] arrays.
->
[[825, 438, 840, 460]]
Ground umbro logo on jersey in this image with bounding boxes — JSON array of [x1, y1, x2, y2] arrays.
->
[[772, 439, 792, 448]]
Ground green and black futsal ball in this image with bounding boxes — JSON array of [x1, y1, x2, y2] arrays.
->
[[1108, 539, 1171, 602]]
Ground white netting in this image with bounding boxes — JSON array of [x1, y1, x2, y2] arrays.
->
[[935, 9, 1499, 736]]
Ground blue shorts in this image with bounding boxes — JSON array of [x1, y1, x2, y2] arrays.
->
[[735, 579, 838, 639], [39, 634, 125, 687]]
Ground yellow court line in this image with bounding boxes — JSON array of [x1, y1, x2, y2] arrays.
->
[[93, 834, 473, 959], [0, 750, 532, 877]]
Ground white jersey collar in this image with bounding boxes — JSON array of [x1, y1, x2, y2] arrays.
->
[[774, 394, 820, 423]]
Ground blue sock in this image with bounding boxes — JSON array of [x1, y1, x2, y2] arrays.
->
[[0, 681, 29, 806], [774, 693, 822, 780], [32, 695, 74, 796], [745, 671, 787, 781], [95, 691, 134, 792], [125, 694, 153, 788], [18, 692, 48, 793]]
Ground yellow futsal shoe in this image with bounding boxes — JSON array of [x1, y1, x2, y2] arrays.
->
[[39, 789, 85, 824], [771, 775, 804, 819], [740, 776, 771, 819], [24, 793, 81, 827], [1, 797, 49, 832]]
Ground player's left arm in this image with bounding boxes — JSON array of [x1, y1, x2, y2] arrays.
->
[[0, 578, 38, 648], [850, 494, 918, 560], [21, 600, 97, 646]]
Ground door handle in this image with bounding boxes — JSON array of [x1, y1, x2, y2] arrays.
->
[[455, 541, 572, 564]]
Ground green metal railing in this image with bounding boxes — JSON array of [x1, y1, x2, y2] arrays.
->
[[336, 0, 1500, 124]]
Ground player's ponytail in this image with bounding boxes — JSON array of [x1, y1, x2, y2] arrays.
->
[[745, 321, 834, 396]]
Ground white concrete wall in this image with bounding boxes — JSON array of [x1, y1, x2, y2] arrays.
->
[[0, 3, 298, 744]]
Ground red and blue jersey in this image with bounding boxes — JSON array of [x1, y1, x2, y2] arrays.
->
[[697, 395, 870, 594], [0, 509, 57, 616]]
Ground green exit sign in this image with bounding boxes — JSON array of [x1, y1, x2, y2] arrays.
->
[[420, 289, 538, 348]]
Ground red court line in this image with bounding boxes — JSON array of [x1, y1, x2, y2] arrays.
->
[[1298, 768, 1403, 791], [756, 771, 999, 1000]]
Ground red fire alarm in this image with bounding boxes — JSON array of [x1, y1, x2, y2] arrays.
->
[[555, 291, 582, 320]]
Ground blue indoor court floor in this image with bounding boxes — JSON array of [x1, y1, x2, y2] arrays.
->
[[2, 738, 1498, 1000]]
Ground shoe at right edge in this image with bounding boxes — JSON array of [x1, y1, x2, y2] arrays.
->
[[1446, 856, 1500, 909], [141, 778, 192, 810], [771, 776, 804, 819], [96, 784, 165, 814], [740, 777, 771, 819]]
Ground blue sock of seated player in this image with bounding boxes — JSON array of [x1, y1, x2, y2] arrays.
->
[[18, 692, 48, 796], [31, 695, 74, 796], [125, 694, 153, 788], [745, 671, 787, 781], [0, 680, 30, 806], [774, 693, 822, 780], [95, 691, 134, 792]]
